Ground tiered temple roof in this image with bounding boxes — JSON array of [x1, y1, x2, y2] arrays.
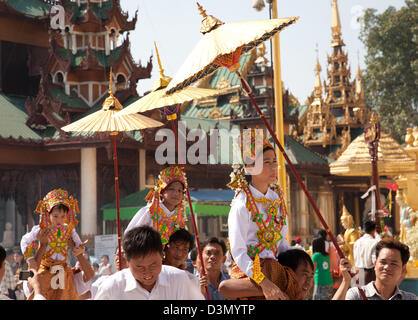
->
[[294, 0, 371, 160]]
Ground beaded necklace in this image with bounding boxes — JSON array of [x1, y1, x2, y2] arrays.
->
[[149, 196, 185, 245], [245, 186, 287, 259]]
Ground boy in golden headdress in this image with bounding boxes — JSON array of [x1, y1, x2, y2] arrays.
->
[[219, 128, 302, 300], [124, 166, 187, 245], [20, 188, 84, 300]]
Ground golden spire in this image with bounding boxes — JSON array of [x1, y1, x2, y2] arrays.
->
[[330, 0, 345, 47], [150, 42, 172, 92], [154, 41, 165, 78], [102, 67, 123, 110], [197, 2, 224, 34], [314, 44, 322, 96]]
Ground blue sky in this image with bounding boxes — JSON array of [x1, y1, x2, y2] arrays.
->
[[120, 0, 404, 104]]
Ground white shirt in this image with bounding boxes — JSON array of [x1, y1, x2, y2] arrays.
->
[[353, 233, 378, 269], [98, 263, 113, 276], [228, 185, 290, 278], [94, 265, 204, 300], [20, 225, 82, 262], [124, 202, 176, 235]]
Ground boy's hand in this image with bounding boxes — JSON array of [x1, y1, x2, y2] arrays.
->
[[37, 228, 49, 246]]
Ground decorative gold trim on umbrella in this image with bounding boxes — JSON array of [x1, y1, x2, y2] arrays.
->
[[114, 42, 220, 117], [164, 3, 298, 95]]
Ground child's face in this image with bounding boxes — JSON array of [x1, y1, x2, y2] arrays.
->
[[252, 149, 277, 185], [161, 182, 184, 208], [49, 207, 67, 227]]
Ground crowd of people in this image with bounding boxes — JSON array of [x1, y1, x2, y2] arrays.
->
[[0, 128, 416, 301]]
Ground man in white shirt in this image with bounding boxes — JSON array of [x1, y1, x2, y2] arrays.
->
[[94, 226, 204, 300], [353, 220, 379, 286]]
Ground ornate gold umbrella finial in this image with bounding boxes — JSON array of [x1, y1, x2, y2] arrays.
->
[[196, 2, 224, 34], [103, 67, 123, 111], [151, 42, 173, 92], [197, 2, 207, 18], [154, 42, 165, 78]]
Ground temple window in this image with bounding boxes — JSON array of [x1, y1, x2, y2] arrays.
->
[[116, 74, 127, 89], [55, 71, 64, 86]]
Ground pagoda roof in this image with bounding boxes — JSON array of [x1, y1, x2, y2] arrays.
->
[[0, 93, 43, 141], [330, 132, 417, 176], [63, 0, 137, 32], [0, 0, 50, 19], [0, 90, 150, 149], [284, 135, 329, 166], [53, 45, 123, 70]]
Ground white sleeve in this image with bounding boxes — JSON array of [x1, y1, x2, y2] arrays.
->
[[33, 294, 47, 300], [20, 225, 41, 261], [73, 271, 92, 296], [179, 272, 204, 300], [71, 229, 82, 247], [94, 276, 115, 300], [124, 205, 153, 235], [228, 198, 254, 278]]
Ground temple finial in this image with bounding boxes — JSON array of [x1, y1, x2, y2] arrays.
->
[[109, 67, 114, 95], [154, 42, 165, 78], [197, 2, 207, 18]]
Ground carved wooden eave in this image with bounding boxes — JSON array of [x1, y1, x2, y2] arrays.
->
[[25, 70, 68, 134], [104, 1, 137, 32], [48, 34, 72, 72], [108, 35, 152, 83], [77, 44, 103, 71]]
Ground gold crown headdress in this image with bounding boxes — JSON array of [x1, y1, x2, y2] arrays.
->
[[35, 188, 80, 229], [238, 127, 275, 166]]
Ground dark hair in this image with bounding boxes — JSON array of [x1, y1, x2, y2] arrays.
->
[[101, 254, 109, 260], [277, 249, 314, 272], [202, 237, 227, 256], [190, 247, 198, 262], [375, 239, 410, 266], [0, 245, 6, 266], [93, 262, 99, 269], [364, 220, 377, 234], [168, 228, 195, 252], [49, 203, 69, 214], [317, 229, 327, 240], [312, 237, 328, 256], [122, 226, 163, 261]]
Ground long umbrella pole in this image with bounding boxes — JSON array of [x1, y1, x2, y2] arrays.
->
[[236, 71, 345, 259], [110, 132, 123, 270], [169, 118, 211, 300]]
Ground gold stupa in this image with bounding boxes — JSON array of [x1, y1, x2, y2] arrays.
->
[[330, 132, 417, 176]]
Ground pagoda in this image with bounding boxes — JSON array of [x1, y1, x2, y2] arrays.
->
[[0, 0, 156, 246], [25, 0, 152, 132], [296, 0, 371, 160]]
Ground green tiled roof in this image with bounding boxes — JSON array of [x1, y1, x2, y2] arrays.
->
[[5, 0, 50, 18], [65, 1, 113, 22], [56, 46, 122, 68], [284, 135, 328, 166], [288, 104, 308, 120], [208, 53, 252, 88], [49, 87, 89, 110], [182, 98, 243, 120], [0, 94, 42, 140]]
